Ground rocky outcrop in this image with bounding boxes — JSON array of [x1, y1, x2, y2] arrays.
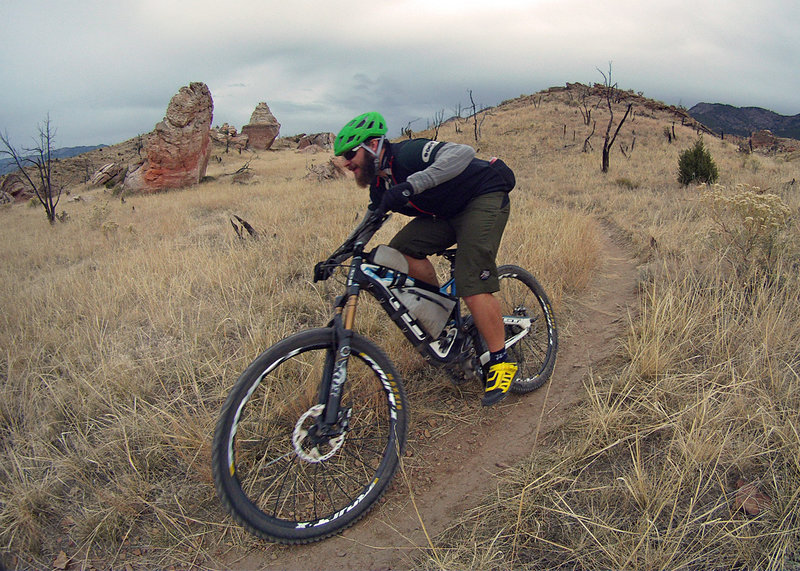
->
[[124, 82, 213, 193], [241, 102, 280, 150], [304, 158, 351, 181], [297, 132, 334, 150], [740, 130, 800, 154], [89, 162, 126, 187], [0, 173, 32, 202], [210, 124, 249, 152]]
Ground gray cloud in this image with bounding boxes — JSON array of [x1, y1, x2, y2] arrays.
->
[[1, 0, 797, 147]]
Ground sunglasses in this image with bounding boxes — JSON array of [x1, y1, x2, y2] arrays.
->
[[343, 146, 361, 160]]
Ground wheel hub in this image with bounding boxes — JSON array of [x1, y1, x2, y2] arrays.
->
[[292, 404, 347, 463]]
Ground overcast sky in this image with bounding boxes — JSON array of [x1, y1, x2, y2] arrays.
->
[[1, 0, 798, 148]]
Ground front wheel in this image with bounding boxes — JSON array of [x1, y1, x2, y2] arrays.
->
[[495, 265, 558, 393], [212, 328, 408, 544]]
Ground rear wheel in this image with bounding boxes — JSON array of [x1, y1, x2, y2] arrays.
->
[[495, 265, 558, 393], [212, 328, 408, 544]]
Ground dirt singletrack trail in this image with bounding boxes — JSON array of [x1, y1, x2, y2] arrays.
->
[[219, 226, 640, 571]]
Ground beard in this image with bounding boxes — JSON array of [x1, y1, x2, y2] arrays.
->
[[354, 154, 377, 188]]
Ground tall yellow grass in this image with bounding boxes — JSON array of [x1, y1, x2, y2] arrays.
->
[[420, 92, 800, 570], [0, 117, 594, 567]]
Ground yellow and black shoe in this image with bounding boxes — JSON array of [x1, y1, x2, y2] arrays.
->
[[481, 361, 518, 406]]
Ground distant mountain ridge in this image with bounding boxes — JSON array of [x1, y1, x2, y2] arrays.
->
[[688, 103, 800, 140], [0, 145, 106, 176]]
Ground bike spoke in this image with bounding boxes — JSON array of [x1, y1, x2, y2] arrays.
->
[[214, 331, 407, 540]]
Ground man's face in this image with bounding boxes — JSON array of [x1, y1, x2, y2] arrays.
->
[[344, 144, 376, 188]]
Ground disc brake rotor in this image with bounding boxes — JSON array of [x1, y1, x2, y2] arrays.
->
[[292, 404, 346, 463]]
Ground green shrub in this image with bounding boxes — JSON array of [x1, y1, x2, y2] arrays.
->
[[678, 137, 719, 186]]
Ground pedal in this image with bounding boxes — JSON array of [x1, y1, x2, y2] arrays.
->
[[445, 350, 482, 386], [445, 363, 470, 385]]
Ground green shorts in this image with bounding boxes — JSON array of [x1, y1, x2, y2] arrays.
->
[[388, 191, 510, 297]]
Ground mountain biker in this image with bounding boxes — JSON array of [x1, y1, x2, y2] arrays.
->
[[330, 111, 518, 406]]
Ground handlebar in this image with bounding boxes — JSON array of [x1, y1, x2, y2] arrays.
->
[[313, 210, 390, 282]]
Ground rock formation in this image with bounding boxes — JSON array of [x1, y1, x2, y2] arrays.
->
[[297, 132, 335, 150], [124, 82, 213, 193], [740, 130, 800, 154], [210, 124, 249, 152], [0, 173, 32, 202], [241, 102, 280, 150], [89, 162, 126, 187], [304, 158, 350, 181]]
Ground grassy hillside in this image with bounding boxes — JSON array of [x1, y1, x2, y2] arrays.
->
[[1, 84, 799, 570]]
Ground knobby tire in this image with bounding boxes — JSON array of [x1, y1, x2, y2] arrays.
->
[[495, 264, 558, 393], [212, 328, 409, 544]]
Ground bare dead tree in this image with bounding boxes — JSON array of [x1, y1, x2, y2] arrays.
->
[[579, 88, 592, 126], [0, 115, 63, 224], [597, 64, 633, 173], [468, 90, 479, 142], [402, 119, 419, 139], [477, 110, 491, 141], [583, 120, 596, 152], [135, 133, 144, 157], [230, 214, 258, 240], [450, 103, 465, 133], [233, 161, 251, 174], [430, 109, 446, 140]]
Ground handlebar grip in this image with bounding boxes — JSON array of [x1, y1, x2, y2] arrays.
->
[[313, 261, 334, 282]]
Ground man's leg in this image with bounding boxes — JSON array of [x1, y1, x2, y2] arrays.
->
[[390, 218, 456, 287], [404, 255, 439, 286], [462, 292, 504, 352], [451, 192, 516, 406]]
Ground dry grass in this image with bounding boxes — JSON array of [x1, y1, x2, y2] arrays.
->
[[0, 104, 594, 569], [2, 84, 799, 569], [417, 91, 800, 570]]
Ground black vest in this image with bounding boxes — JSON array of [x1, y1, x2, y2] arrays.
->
[[369, 139, 513, 219]]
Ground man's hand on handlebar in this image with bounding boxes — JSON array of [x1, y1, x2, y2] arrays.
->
[[312, 209, 390, 282], [313, 260, 336, 282]]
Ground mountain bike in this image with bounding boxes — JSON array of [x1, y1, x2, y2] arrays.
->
[[212, 210, 558, 544]]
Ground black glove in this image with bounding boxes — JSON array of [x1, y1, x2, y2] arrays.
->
[[378, 182, 413, 215], [313, 260, 336, 282]]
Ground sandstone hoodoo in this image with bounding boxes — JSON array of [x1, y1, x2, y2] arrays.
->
[[124, 82, 214, 193], [241, 102, 280, 150]]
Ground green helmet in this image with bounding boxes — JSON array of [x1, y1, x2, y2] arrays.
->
[[334, 112, 387, 156]]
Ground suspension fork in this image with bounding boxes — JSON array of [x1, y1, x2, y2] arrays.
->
[[318, 250, 363, 427]]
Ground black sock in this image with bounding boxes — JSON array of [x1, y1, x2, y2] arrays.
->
[[489, 348, 508, 365]]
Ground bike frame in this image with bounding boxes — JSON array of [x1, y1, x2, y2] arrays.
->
[[348, 243, 467, 357], [316, 236, 534, 431], [316, 241, 470, 428]]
